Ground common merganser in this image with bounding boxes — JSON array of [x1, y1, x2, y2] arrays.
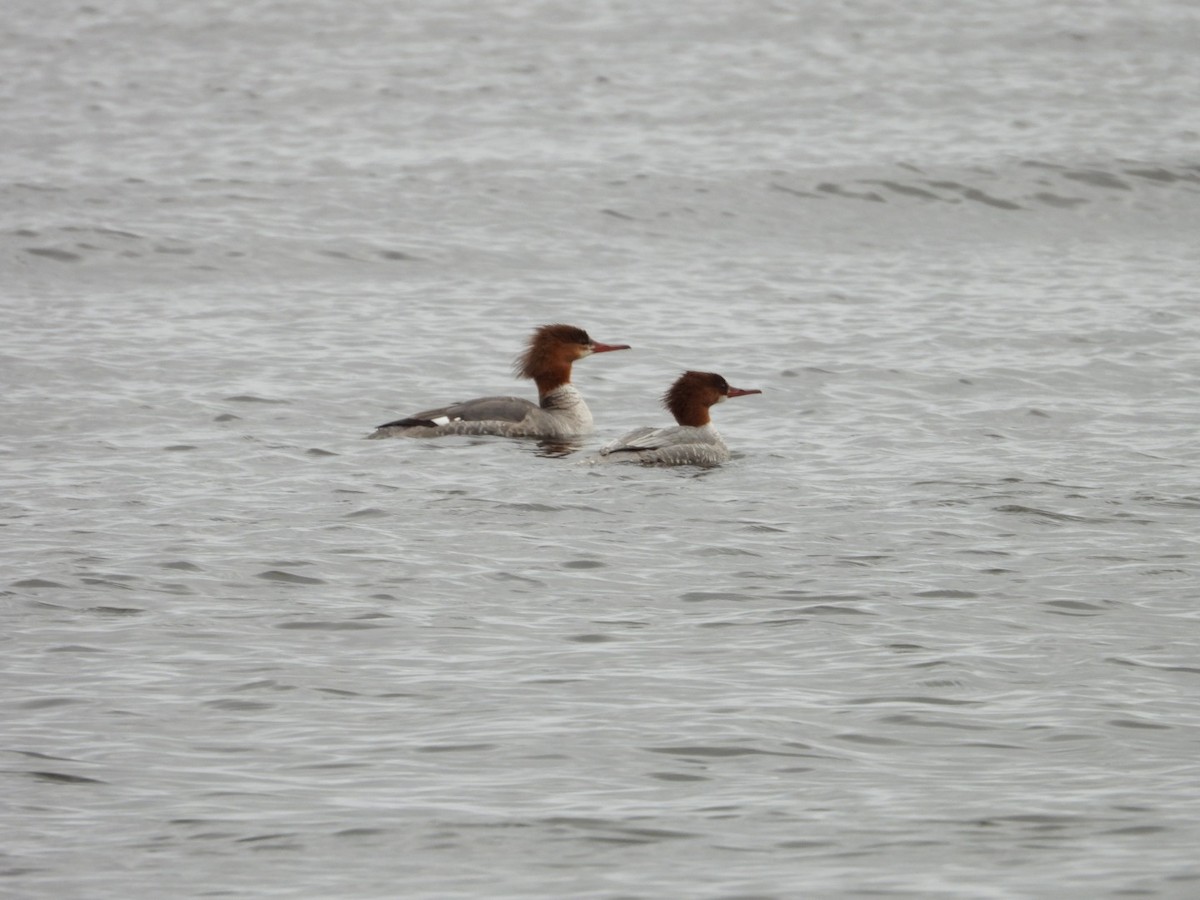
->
[[369, 324, 630, 439], [597, 371, 761, 466]]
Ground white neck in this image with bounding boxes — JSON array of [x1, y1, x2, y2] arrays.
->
[[536, 384, 593, 434]]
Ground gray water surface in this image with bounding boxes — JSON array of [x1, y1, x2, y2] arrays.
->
[[3, 1, 1200, 897]]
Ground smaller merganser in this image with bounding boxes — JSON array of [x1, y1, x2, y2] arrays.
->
[[598, 371, 762, 466], [369, 324, 630, 440]]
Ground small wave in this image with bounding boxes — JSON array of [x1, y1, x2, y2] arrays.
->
[[993, 504, 1094, 523], [25, 247, 82, 262], [255, 569, 325, 584], [29, 771, 106, 785]]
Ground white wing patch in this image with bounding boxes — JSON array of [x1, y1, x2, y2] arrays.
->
[[431, 415, 452, 426]]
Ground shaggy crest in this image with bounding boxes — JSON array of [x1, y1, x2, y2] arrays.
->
[[512, 324, 592, 380], [662, 371, 728, 427]]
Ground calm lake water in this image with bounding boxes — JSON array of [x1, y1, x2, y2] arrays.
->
[[3, 1, 1199, 897]]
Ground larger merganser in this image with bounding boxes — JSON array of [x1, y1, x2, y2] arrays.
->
[[369, 324, 630, 439], [597, 371, 761, 466]]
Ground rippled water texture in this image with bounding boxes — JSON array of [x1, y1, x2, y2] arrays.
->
[[3, 1, 1200, 897]]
